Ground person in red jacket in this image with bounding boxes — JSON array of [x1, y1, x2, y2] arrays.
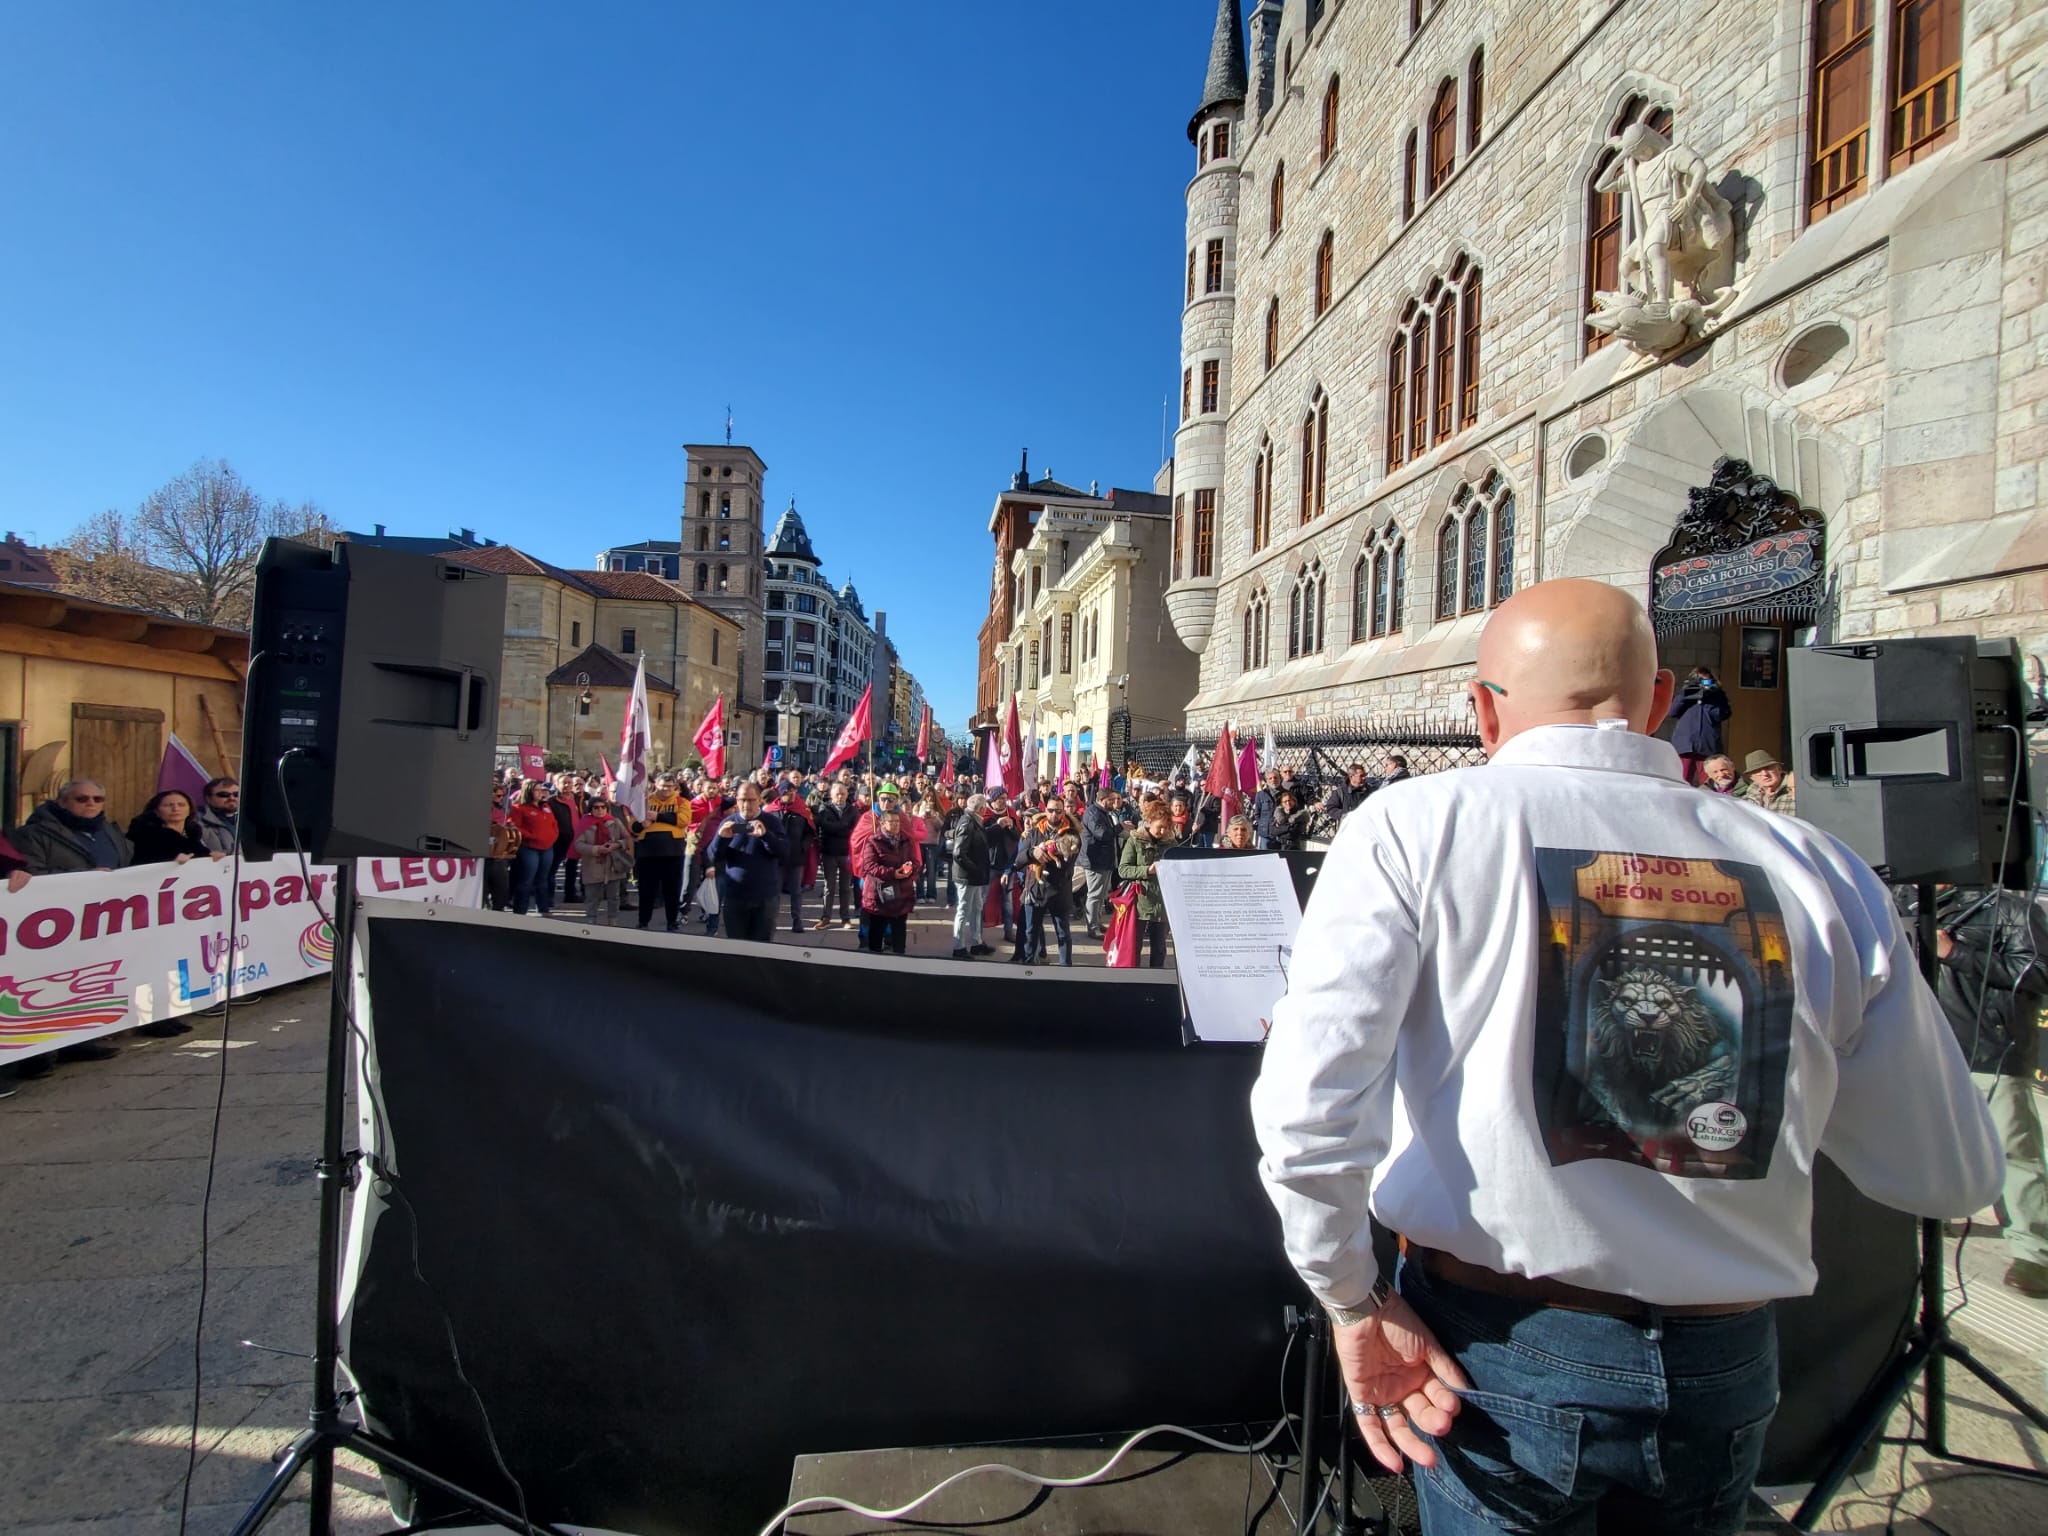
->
[[506, 780, 560, 915]]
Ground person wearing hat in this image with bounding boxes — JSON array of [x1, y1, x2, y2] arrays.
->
[[1734, 748, 1797, 816], [849, 780, 921, 947]]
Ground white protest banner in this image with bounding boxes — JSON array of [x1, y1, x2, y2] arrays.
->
[[0, 856, 479, 1061]]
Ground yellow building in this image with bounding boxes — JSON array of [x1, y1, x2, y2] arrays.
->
[[0, 580, 248, 829], [444, 547, 746, 773]]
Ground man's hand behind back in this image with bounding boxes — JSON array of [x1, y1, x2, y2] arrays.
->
[[1332, 1294, 1469, 1474]]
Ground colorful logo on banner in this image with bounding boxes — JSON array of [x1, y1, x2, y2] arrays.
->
[[0, 962, 130, 1052], [1655, 529, 1819, 616], [298, 919, 336, 968]]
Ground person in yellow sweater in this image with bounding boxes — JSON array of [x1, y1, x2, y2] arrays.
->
[[631, 777, 693, 932]]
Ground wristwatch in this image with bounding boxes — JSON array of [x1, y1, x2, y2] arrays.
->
[[1325, 1275, 1394, 1327]]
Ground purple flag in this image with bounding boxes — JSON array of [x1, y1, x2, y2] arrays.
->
[[157, 732, 211, 805]]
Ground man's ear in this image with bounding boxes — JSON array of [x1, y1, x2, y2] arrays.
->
[[1470, 682, 1503, 756], [1645, 668, 1678, 735]]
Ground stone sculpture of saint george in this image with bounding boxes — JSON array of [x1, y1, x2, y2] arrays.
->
[[1586, 122, 1738, 354]]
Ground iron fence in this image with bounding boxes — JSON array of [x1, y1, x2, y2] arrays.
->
[[1126, 717, 1485, 795]]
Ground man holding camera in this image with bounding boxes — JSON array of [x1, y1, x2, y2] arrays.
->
[[1667, 664, 1732, 786], [709, 781, 787, 944]]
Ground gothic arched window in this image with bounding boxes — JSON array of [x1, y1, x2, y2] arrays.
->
[[1251, 435, 1273, 553], [1434, 473, 1515, 621], [1298, 388, 1329, 524], [1427, 78, 1458, 193], [1387, 256, 1482, 471], [1265, 296, 1280, 371], [1242, 588, 1270, 673], [1314, 229, 1335, 317], [1270, 161, 1285, 234], [1288, 560, 1326, 659], [1468, 48, 1484, 148], [1402, 132, 1418, 222]]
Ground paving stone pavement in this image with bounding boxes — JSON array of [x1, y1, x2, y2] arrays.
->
[[2, 937, 2042, 1535]]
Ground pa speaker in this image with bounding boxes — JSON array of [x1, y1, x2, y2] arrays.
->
[[242, 540, 506, 862], [1787, 637, 2032, 888]]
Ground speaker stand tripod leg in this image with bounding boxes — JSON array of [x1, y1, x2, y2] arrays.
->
[[1789, 1331, 1933, 1531], [227, 1429, 327, 1536], [1936, 1335, 2048, 1440]]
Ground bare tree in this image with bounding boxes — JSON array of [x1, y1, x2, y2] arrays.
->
[[137, 458, 266, 625], [47, 507, 189, 613]]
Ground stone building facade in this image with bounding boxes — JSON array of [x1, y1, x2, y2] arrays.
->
[[1164, 0, 2047, 771], [761, 501, 880, 769], [982, 468, 1198, 777], [445, 545, 744, 772], [679, 442, 769, 760]]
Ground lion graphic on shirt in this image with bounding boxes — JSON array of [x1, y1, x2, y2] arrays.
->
[[1582, 965, 1738, 1134]]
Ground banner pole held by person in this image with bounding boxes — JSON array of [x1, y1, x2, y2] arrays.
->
[[615, 658, 654, 821]]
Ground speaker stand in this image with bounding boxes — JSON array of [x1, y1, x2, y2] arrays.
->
[[225, 865, 573, 1536], [1790, 882, 2048, 1529]]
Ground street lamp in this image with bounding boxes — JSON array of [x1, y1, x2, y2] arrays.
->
[[776, 693, 803, 771]]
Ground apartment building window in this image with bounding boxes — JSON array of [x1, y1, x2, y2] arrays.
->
[[620, 628, 636, 654], [1314, 230, 1334, 317], [1172, 494, 1185, 582], [1265, 297, 1280, 371], [1270, 162, 1285, 234], [1201, 358, 1220, 413], [766, 650, 784, 673], [1193, 489, 1216, 577], [796, 621, 817, 644], [1321, 77, 1340, 163], [1205, 238, 1224, 294], [1890, 0, 1962, 173], [1810, 0, 1876, 217], [767, 618, 784, 641], [1060, 612, 1073, 673]]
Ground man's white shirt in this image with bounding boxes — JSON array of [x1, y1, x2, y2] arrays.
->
[[1250, 724, 2003, 1310]]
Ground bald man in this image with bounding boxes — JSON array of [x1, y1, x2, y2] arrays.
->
[[1251, 579, 2000, 1535]]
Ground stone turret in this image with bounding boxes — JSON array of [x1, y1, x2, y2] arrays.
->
[[1166, 0, 1244, 655]]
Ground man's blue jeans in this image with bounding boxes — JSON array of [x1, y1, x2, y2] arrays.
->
[[1399, 1256, 1777, 1536]]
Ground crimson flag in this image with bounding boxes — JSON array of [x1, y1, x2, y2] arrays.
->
[[939, 744, 956, 786], [998, 694, 1025, 796], [916, 705, 931, 763], [692, 693, 726, 780], [1204, 722, 1243, 824], [823, 684, 872, 775]]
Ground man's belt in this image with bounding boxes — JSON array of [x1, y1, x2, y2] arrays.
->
[[1408, 1245, 1766, 1321]]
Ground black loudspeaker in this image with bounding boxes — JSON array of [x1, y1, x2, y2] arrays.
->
[[1787, 637, 2032, 888], [242, 540, 506, 862]]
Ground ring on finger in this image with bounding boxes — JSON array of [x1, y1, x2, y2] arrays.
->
[[1375, 1404, 1405, 1419]]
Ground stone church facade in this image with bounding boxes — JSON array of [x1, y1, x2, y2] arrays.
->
[[1165, 0, 2045, 771]]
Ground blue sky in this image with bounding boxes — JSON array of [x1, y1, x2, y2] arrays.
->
[[0, 2, 1210, 733]]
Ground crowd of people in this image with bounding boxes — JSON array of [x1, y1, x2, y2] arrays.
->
[[0, 773, 243, 1077], [483, 751, 1425, 967]]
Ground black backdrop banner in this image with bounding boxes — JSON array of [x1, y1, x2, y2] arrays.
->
[[342, 908, 1305, 1535], [340, 904, 1915, 1535]]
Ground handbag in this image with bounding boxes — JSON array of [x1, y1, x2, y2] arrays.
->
[[1103, 881, 1143, 969]]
